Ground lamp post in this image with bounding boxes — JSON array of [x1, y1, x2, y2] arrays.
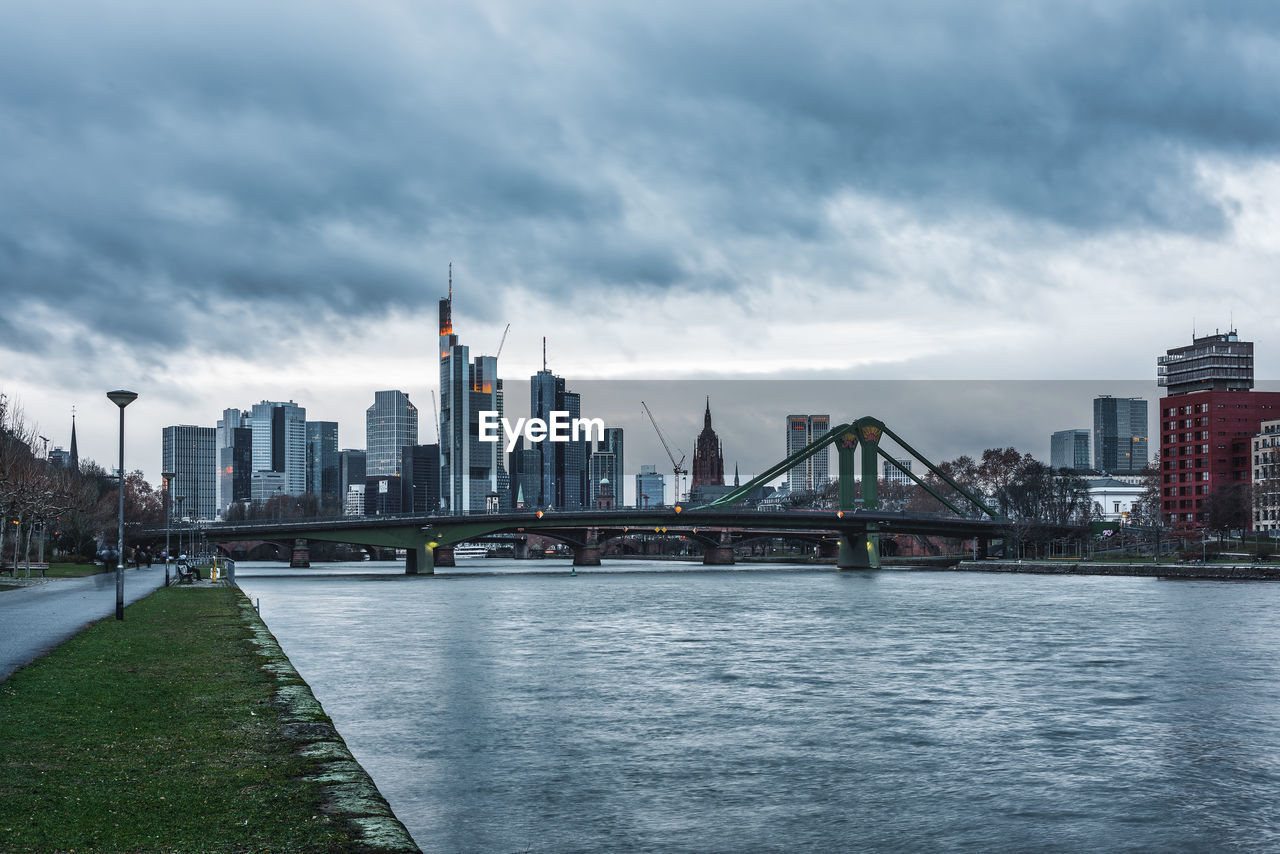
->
[[162, 471, 175, 585], [175, 496, 186, 558], [107, 390, 138, 620]]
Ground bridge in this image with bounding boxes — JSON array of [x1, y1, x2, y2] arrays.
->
[[159, 416, 1085, 573]]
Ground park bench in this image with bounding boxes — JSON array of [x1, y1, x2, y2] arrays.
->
[[172, 562, 201, 584]]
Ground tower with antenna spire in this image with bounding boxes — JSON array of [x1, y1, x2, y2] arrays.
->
[[438, 265, 507, 514], [528, 339, 587, 510]]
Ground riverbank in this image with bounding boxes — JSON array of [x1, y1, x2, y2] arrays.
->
[[0, 584, 418, 852], [938, 559, 1280, 580]]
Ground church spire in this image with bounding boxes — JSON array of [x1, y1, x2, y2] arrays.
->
[[69, 407, 79, 472]]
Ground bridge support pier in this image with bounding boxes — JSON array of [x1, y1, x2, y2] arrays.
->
[[515, 538, 530, 560], [837, 530, 881, 570], [702, 546, 735, 565], [573, 545, 602, 566], [290, 539, 310, 568], [977, 538, 989, 560], [405, 544, 435, 575]]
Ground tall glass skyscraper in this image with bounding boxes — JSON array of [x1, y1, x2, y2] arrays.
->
[[216, 408, 251, 517], [249, 400, 308, 496], [438, 274, 506, 514], [306, 420, 340, 505], [785, 414, 830, 492], [530, 368, 588, 511], [400, 443, 441, 513], [1050, 429, 1091, 471], [365, 391, 417, 477], [1093, 396, 1148, 475], [162, 425, 217, 521]]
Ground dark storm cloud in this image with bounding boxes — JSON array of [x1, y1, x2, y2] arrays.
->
[[2, 0, 1279, 362]]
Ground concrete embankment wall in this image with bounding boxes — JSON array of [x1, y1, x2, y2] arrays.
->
[[236, 595, 421, 853], [936, 560, 1280, 581]]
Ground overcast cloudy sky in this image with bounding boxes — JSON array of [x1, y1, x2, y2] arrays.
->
[[3, 0, 1279, 489]]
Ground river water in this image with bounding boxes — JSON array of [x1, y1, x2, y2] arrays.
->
[[234, 560, 1280, 853]]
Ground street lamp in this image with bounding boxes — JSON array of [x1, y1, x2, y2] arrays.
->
[[162, 471, 175, 585], [175, 495, 186, 558], [107, 389, 138, 620]]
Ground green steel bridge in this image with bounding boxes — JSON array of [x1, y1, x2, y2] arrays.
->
[[164, 416, 1084, 572]]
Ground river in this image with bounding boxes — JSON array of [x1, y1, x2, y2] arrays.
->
[[234, 560, 1280, 853]]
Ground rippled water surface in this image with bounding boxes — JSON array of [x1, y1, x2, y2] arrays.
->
[[235, 561, 1280, 853]]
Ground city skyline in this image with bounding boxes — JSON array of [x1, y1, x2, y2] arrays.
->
[[5, 2, 1280, 493]]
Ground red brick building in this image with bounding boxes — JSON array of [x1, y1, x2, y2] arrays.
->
[[1158, 330, 1280, 529], [1160, 391, 1280, 528]]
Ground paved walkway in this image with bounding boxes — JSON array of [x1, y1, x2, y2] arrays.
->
[[0, 566, 170, 682]]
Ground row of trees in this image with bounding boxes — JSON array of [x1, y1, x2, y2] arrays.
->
[[0, 395, 164, 569]]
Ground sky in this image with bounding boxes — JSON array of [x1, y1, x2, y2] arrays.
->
[[3, 0, 1280, 497]]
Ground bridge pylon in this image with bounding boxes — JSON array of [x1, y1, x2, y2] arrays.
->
[[700, 415, 1000, 570]]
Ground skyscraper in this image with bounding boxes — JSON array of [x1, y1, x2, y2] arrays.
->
[[1158, 330, 1280, 528], [1093, 396, 1148, 475], [401, 443, 441, 514], [366, 391, 417, 478], [306, 420, 340, 506], [508, 436, 540, 510], [339, 449, 366, 515], [216, 408, 251, 516], [162, 425, 217, 521], [589, 450, 618, 509], [589, 427, 624, 507], [529, 365, 588, 510], [785, 414, 830, 492], [438, 272, 506, 514], [249, 400, 307, 496], [1050, 429, 1091, 471]]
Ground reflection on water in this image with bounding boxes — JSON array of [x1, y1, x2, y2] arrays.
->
[[236, 560, 1280, 853]]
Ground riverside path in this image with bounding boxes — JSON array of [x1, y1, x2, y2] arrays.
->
[[0, 565, 169, 681]]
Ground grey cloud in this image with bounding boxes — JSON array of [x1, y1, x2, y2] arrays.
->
[[3, 0, 1279, 370]]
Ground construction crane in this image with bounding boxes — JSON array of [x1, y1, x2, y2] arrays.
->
[[495, 323, 511, 360], [641, 401, 687, 506], [430, 390, 441, 445]]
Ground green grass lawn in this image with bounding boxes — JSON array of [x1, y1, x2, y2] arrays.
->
[[45, 560, 110, 577], [0, 586, 369, 852]]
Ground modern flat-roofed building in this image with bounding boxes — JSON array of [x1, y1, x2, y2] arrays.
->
[[249, 400, 307, 496], [636, 464, 666, 509], [1253, 420, 1280, 533], [306, 421, 340, 507], [1158, 330, 1280, 528], [366, 391, 417, 478], [1051, 429, 1091, 471], [1094, 397, 1148, 475], [786, 414, 830, 492], [162, 425, 217, 521]]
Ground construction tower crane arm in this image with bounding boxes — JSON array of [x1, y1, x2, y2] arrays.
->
[[431, 390, 441, 445], [495, 323, 511, 360], [641, 401, 688, 502]]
